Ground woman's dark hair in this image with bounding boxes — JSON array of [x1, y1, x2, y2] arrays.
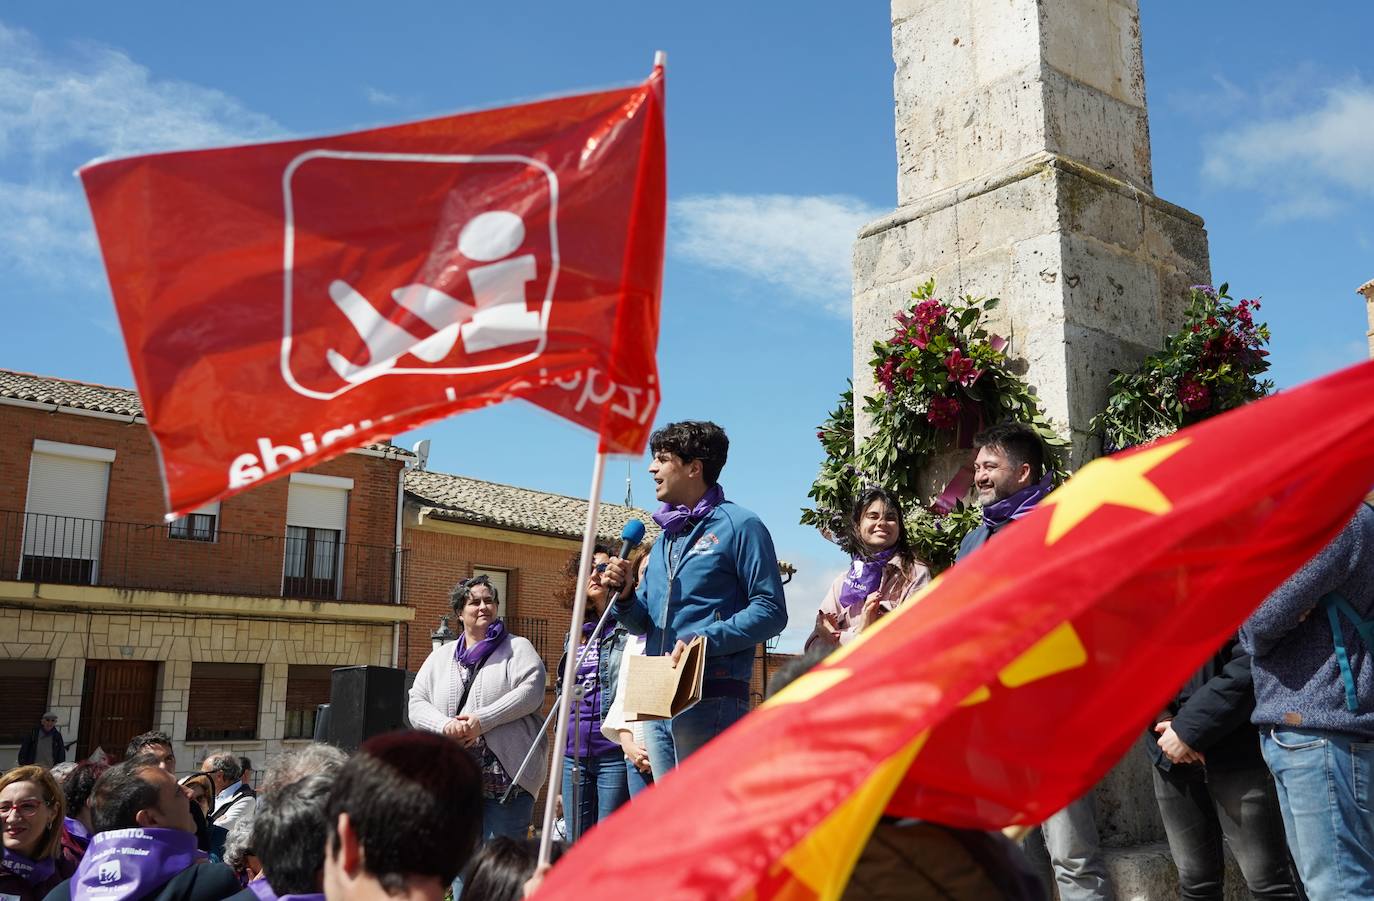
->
[[844, 486, 912, 559], [553, 544, 611, 610], [461, 837, 563, 901], [60, 761, 108, 817], [450, 573, 501, 615], [649, 421, 729, 486], [326, 731, 483, 892]]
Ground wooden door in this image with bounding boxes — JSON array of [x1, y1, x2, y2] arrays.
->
[[77, 660, 157, 762]]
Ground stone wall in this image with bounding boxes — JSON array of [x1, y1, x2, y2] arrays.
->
[[0, 606, 393, 774]]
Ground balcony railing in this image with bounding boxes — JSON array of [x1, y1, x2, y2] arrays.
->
[[0, 510, 403, 605]]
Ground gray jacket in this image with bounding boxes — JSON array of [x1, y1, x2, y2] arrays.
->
[[1241, 504, 1374, 738], [408, 634, 549, 796]]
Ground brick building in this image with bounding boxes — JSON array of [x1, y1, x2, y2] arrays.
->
[[0, 369, 413, 770]]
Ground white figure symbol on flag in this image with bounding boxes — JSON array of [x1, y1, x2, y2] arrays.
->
[[325, 210, 542, 384]]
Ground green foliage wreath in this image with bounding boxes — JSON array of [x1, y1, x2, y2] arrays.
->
[[802, 280, 1067, 571]]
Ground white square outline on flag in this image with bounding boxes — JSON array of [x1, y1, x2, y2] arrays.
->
[[279, 150, 561, 401]]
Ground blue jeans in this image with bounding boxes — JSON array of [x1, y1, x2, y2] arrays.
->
[[561, 751, 629, 842], [643, 696, 750, 773], [482, 790, 533, 841], [626, 758, 653, 797], [1262, 727, 1374, 899]]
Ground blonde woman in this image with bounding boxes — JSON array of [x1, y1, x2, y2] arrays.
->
[[0, 766, 75, 901]]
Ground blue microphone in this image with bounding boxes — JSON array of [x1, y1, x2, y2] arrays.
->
[[607, 518, 647, 605]]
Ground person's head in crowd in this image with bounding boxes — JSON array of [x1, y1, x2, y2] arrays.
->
[[125, 731, 177, 772], [0, 765, 66, 862], [845, 486, 913, 560], [255, 775, 332, 896], [767, 645, 836, 698], [200, 751, 243, 795], [324, 731, 482, 901], [459, 838, 563, 901], [238, 758, 254, 790], [261, 743, 347, 796], [648, 420, 729, 505], [972, 422, 1046, 506], [38, 713, 59, 733], [627, 537, 655, 592], [60, 762, 108, 833], [450, 575, 501, 644], [48, 763, 77, 784], [91, 755, 196, 834], [178, 774, 213, 815], [221, 813, 259, 882], [555, 544, 612, 614]]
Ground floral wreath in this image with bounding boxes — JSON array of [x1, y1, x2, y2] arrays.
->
[[802, 279, 1067, 571]]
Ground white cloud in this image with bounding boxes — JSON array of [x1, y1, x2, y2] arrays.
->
[[0, 21, 285, 284], [1201, 80, 1374, 220], [773, 551, 845, 654], [670, 193, 885, 315], [364, 86, 401, 107]]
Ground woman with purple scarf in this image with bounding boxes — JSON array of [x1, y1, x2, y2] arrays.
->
[[0, 766, 76, 901], [58, 763, 106, 866], [807, 487, 932, 651], [553, 546, 633, 842], [408, 574, 548, 843]]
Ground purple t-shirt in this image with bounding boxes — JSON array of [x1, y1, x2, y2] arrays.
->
[[566, 623, 621, 758]]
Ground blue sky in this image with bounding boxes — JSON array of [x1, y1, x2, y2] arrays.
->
[[1, 4, 1370, 650]]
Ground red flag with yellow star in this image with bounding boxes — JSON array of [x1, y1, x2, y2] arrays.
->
[[533, 360, 1374, 900]]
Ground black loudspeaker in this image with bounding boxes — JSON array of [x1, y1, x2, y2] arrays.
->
[[327, 665, 406, 752]]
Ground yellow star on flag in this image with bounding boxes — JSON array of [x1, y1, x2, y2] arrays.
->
[[1040, 438, 1191, 545]]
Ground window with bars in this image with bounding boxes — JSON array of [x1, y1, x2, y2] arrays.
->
[[186, 662, 261, 741], [283, 665, 334, 740], [283, 526, 341, 599]]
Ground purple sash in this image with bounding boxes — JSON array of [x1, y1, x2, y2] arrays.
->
[[454, 620, 509, 669], [837, 547, 897, 614], [71, 828, 204, 901], [982, 473, 1054, 531], [1, 848, 57, 885]]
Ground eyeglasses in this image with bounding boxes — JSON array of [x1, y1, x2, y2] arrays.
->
[[593, 563, 608, 574], [0, 799, 49, 818]]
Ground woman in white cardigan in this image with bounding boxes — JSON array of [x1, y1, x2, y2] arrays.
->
[[408, 574, 547, 841]]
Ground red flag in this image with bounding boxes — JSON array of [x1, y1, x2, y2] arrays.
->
[[79, 67, 665, 517], [533, 359, 1374, 900]]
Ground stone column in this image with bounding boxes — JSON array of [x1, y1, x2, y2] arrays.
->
[[1359, 279, 1374, 359], [855, 1, 1220, 896], [856, 0, 1210, 467]]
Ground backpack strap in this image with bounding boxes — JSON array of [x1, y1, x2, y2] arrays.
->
[[1320, 592, 1374, 713]]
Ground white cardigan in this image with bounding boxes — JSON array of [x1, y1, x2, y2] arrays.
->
[[408, 634, 549, 796]]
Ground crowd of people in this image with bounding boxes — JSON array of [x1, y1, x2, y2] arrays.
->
[[3, 418, 1371, 899]]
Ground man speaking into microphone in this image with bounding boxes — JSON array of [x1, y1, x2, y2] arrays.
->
[[602, 420, 787, 773]]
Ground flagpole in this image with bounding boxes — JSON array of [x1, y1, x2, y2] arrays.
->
[[538, 450, 607, 866]]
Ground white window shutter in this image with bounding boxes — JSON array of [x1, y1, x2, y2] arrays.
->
[[23, 451, 111, 560], [286, 483, 349, 531]]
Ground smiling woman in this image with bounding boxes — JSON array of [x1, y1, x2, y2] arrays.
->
[[805, 486, 931, 651], [0, 766, 75, 901]]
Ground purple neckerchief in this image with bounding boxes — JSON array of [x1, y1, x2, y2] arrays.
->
[[837, 547, 897, 614], [65, 816, 92, 848], [982, 473, 1054, 531], [247, 878, 277, 901], [246, 879, 322, 901], [653, 484, 725, 536], [454, 620, 510, 669], [1, 848, 57, 885], [72, 827, 204, 901]]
